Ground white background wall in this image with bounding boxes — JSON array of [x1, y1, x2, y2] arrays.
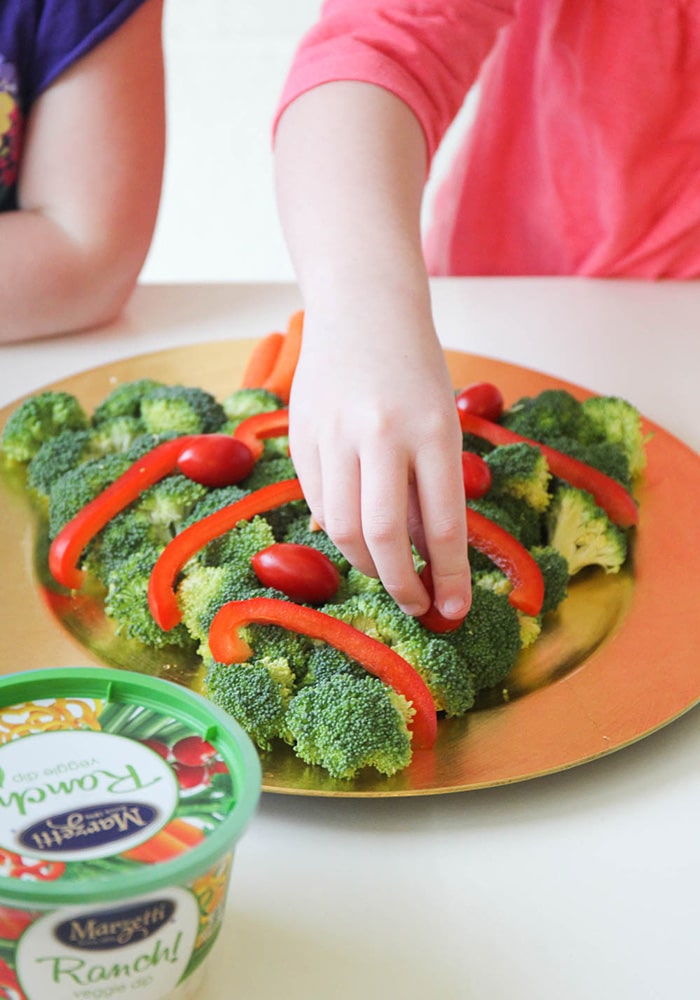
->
[[141, 0, 474, 285], [141, 0, 323, 284]]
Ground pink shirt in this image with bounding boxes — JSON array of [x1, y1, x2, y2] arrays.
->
[[276, 1, 700, 278]]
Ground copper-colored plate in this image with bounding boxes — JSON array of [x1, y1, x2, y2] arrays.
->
[[1, 340, 699, 798]]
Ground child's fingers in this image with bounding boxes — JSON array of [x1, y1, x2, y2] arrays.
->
[[414, 435, 471, 620]]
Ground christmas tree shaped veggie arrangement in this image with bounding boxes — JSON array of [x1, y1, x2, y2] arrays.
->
[[2, 308, 644, 781]]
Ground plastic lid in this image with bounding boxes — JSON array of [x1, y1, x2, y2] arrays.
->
[[0, 667, 261, 906]]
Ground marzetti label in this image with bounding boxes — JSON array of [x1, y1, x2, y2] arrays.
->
[[16, 889, 199, 1000], [0, 730, 178, 861]]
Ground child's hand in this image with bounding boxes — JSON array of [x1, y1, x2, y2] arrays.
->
[[288, 303, 471, 620]]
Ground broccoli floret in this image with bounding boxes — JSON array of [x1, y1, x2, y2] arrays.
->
[[206, 658, 295, 751], [303, 644, 368, 685], [345, 566, 385, 596], [178, 563, 272, 651], [197, 513, 276, 570], [485, 442, 552, 513], [103, 550, 195, 650], [284, 673, 414, 779], [323, 589, 410, 645], [442, 586, 521, 691], [48, 454, 133, 538], [461, 432, 494, 457], [517, 613, 543, 648], [124, 431, 184, 461], [245, 623, 312, 681], [1, 390, 89, 463], [91, 415, 144, 455], [529, 544, 570, 614], [282, 511, 350, 574], [473, 567, 512, 597], [502, 389, 587, 442], [222, 387, 284, 427], [323, 589, 475, 716], [26, 429, 98, 498], [240, 456, 307, 535], [140, 385, 227, 435], [136, 474, 209, 531], [81, 474, 207, 584], [580, 395, 647, 479], [546, 485, 628, 575], [242, 454, 297, 491], [397, 634, 476, 716], [85, 512, 161, 585], [178, 564, 238, 645], [91, 379, 164, 426], [181, 483, 250, 531], [474, 568, 542, 648]]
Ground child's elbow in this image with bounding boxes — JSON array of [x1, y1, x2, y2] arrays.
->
[[76, 236, 152, 331]]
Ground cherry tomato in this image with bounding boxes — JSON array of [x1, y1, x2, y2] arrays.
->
[[416, 563, 466, 634], [207, 759, 230, 776], [172, 735, 217, 767], [177, 435, 255, 488], [251, 543, 340, 603], [461, 451, 492, 499], [141, 739, 171, 760], [455, 382, 505, 422], [171, 762, 210, 789]]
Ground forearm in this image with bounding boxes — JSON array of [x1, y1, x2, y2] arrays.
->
[[0, 0, 165, 344], [0, 209, 147, 343], [274, 81, 432, 330], [274, 82, 470, 620]]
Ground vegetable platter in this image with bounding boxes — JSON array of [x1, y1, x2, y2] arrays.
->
[[1, 325, 699, 798]]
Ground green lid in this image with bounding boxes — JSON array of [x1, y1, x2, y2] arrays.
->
[[0, 667, 261, 907]]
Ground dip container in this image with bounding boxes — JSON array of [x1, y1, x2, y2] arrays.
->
[[0, 667, 261, 1000]]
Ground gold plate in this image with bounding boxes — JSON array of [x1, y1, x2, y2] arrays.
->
[[1, 340, 699, 798]]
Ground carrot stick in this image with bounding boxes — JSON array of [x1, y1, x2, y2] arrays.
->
[[121, 825, 192, 863], [262, 310, 304, 402], [163, 818, 207, 848], [240, 331, 285, 389]]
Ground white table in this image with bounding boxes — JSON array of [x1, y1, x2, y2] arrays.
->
[[2, 279, 699, 1000]]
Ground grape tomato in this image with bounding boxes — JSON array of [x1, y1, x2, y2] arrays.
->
[[461, 451, 492, 499], [251, 543, 340, 603], [455, 382, 505, 422], [177, 435, 255, 487]]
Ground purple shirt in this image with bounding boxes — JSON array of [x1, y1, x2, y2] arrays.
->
[[0, 0, 147, 209]]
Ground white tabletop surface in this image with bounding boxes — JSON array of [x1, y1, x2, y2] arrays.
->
[[1, 278, 699, 1000]]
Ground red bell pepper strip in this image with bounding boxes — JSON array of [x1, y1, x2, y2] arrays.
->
[[466, 507, 544, 616], [208, 597, 438, 749], [49, 436, 198, 591], [148, 478, 305, 631], [0, 958, 21, 992], [233, 408, 290, 460], [458, 412, 639, 528]]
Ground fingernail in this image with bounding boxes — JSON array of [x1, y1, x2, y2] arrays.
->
[[401, 603, 428, 617], [441, 597, 468, 618]]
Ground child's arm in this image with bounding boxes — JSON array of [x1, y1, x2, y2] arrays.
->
[[274, 81, 471, 621], [0, 0, 165, 343]]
